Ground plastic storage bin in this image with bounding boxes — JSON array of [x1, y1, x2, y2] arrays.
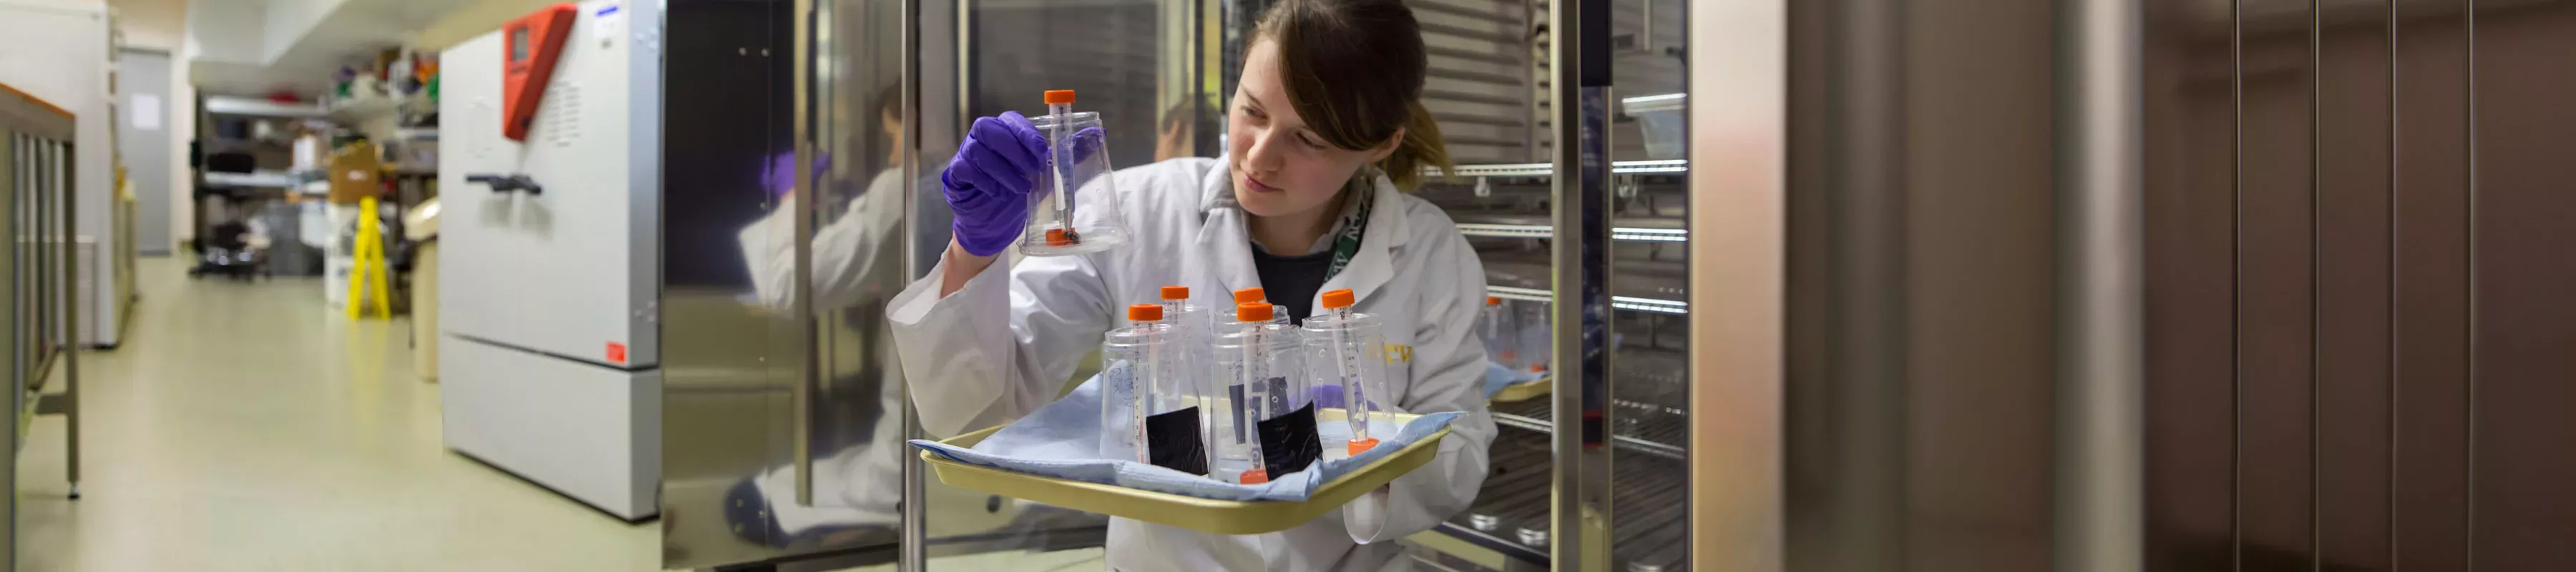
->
[[1622, 93, 1687, 160]]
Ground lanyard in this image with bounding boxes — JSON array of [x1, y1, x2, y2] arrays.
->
[[1324, 189, 1374, 280]]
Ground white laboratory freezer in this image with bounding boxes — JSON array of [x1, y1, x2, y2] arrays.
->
[[438, 0, 663, 520], [441, 335, 660, 518]]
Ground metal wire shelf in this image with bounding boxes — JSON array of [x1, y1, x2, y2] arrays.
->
[[1456, 222, 1689, 242], [1429, 159, 1691, 178], [1489, 393, 1689, 460], [1435, 428, 1693, 571]]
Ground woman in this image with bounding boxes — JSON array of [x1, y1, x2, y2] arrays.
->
[[889, 0, 1496, 569]]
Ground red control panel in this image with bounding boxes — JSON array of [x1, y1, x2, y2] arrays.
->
[[501, 4, 578, 142]]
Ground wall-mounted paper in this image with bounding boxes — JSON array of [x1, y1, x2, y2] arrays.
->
[[130, 94, 161, 130]]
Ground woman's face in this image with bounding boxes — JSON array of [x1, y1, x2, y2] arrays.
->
[[1226, 39, 1400, 219]]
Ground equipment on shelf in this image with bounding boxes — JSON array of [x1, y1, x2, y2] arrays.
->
[[187, 218, 268, 280]]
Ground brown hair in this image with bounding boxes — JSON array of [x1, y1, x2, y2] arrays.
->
[[1251, 0, 1453, 189]]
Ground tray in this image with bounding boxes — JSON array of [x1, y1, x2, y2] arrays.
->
[[919, 408, 1452, 535], [1490, 375, 1553, 403]]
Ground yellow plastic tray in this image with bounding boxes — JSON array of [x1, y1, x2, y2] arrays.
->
[[1490, 375, 1552, 403], [919, 408, 1451, 536]]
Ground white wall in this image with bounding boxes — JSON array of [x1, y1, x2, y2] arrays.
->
[[411, 0, 554, 51], [170, 66, 193, 244], [0, 0, 124, 344]]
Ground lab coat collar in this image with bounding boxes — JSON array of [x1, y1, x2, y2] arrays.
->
[[1193, 164, 1260, 298], [1193, 155, 1408, 318]]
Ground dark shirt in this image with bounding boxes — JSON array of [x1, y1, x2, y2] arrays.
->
[[1249, 242, 1335, 326]]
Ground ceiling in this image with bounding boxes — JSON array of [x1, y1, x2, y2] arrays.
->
[[184, 0, 480, 97], [109, 0, 190, 51]]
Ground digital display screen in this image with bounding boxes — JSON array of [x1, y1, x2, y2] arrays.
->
[[511, 28, 530, 61]]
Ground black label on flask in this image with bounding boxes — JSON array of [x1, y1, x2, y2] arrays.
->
[[1255, 403, 1323, 476], [1228, 383, 1248, 444], [1144, 405, 1209, 475], [1230, 377, 1292, 445]]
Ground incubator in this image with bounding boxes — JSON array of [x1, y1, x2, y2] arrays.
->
[[1102, 303, 1209, 474], [1303, 289, 1390, 456], [1019, 89, 1132, 256], [1209, 302, 1314, 484]]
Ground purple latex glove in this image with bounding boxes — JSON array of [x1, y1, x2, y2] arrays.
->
[[941, 112, 1108, 256], [942, 112, 1048, 256], [1311, 385, 1347, 410], [760, 151, 834, 199]]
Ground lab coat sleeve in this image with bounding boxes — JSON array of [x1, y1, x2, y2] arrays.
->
[[738, 187, 905, 312], [886, 249, 1112, 438], [1345, 225, 1497, 544]]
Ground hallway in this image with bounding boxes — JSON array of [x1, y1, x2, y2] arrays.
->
[[13, 258, 656, 570]]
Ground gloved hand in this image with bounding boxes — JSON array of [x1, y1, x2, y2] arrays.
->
[[761, 151, 833, 200], [942, 112, 1050, 256], [942, 112, 1108, 257]]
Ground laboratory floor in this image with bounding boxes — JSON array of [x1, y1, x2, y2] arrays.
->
[[12, 258, 1103, 571]]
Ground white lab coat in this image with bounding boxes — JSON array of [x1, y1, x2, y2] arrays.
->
[[737, 169, 914, 530], [742, 169, 912, 311], [887, 157, 1497, 571]]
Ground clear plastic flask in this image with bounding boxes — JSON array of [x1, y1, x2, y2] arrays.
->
[[1303, 289, 1391, 456], [1479, 296, 1518, 370], [1209, 302, 1313, 484], [1160, 285, 1207, 340], [1102, 304, 1209, 474], [1208, 287, 1293, 478], [1513, 298, 1551, 375], [1020, 89, 1131, 256], [1229, 288, 1295, 326]]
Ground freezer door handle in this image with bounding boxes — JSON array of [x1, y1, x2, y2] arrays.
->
[[464, 173, 544, 195]]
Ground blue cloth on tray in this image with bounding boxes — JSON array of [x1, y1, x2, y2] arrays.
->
[[1481, 360, 1545, 398], [1483, 360, 1535, 396], [907, 367, 1463, 503]]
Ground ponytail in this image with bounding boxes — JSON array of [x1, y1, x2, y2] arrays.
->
[[1379, 99, 1452, 190]]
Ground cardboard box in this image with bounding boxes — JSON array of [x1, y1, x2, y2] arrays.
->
[[328, 141, 386, 204]]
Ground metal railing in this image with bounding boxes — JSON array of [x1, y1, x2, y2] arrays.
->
[[0, 82, 85, 570]]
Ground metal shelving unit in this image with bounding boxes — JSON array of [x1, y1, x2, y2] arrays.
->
[[1434, 159, 1689, 177], [1440, 428, 1694, 571], [1485, 348, 1690, 460], [1479, 254, 1690, 313], [1455, 221, 1688, 242], [1404, 0, 1699, 568], [1486, 285, 1689, 316], [3, 82, 89, 566]]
